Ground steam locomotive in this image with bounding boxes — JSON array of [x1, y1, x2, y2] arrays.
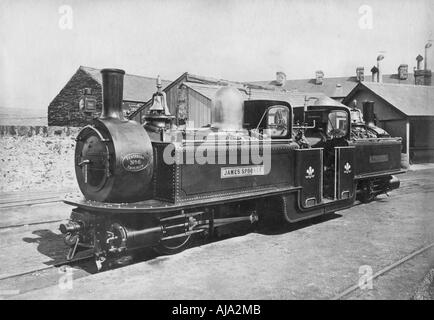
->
[[59, 68, 404, 268]]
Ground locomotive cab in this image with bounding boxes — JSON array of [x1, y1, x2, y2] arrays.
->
[[304, 106, 350, 147], [296, 103, 403, 204], [298, 106, 354, 202]]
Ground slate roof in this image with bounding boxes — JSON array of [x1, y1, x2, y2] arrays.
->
[[128, 72, 279, 119], [183, 82, 346, 108], [80, 66, 171, 102], [252, 73, 420, 99], [128, 72, 346, 120], [343, 82, 434, 117]]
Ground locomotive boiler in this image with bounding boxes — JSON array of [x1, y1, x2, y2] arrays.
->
[[60, 68, 404, 268]]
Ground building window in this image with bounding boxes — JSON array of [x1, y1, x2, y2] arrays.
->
[[79, 96, 97, 113]]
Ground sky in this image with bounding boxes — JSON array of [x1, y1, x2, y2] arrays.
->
[[1, 0, 433, 111]]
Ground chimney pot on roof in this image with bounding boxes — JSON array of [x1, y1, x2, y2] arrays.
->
[[370, 66, 379, 82], [275, 72, 286, 86], [376, 55, 384, 83], [416, 54, 423, 70], [398, 64, 408, 80], [414, 52, 431, 85], [315, 70, 324, 85], [333, 83, 343, 98], [356, 67, 364, 82]]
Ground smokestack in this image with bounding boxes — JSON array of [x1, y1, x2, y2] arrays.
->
[[100, 68, 125, 120], [377, 55, 384, 83], [362, 101, 375, 126], [425, 42, 432, 70]]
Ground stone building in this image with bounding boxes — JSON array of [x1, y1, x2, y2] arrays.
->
[[47, 66, 170, 127]]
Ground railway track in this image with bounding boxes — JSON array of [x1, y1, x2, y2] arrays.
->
[[0, 253, 97, 299], [0, 190, 74, 209], [332, 242, 434, 300], [0, 216, 68, 230], [0, 253, 94, 282], [0, 245, 158, 298]]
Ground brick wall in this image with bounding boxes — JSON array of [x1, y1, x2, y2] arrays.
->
[[48, 68, 102, 127]]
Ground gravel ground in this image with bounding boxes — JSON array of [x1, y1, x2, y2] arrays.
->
[[412, 267, 434, 300], [10, 168, 434, 300], [0, 135, 79, 193]]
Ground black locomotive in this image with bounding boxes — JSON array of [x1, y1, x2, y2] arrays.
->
[[59, 68, 404, 268]]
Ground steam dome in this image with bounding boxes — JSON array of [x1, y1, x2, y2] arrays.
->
[[211, 86, 244, 130]]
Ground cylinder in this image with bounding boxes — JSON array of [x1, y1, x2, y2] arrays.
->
[[100, 68, 125, 120], [110, 223, 162, 250], [362, 101, 375, 126], [126, 226, 162, 248]]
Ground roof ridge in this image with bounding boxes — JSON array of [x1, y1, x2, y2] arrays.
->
[[184, 81, 328, 96], [80, 65, 99, 70], [364, 81, 434, 88], [123, 72, 171, 82], [251, 72, 417, 83], [79, 65, 171, 82]]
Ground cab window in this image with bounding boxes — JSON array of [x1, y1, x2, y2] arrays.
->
[[327, 110, 348, 138], [266, 106, 289, 138]]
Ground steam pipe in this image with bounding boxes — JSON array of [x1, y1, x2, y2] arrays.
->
[[100, 68, 125, 120]]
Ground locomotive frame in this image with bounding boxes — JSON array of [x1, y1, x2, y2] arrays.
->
[[59, 69, 404, 268]]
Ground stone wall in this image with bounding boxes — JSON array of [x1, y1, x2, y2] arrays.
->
[[48, 68, 102, 127], [47, 68, 147, 127], [0, 127, 80, 193], [0, 125, 80, 137]]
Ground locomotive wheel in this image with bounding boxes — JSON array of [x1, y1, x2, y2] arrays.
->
[[153, 234, 195, 255], [358, 180, 375, 203], [358, 192, 375, 204], [256, 197, 285, 229], [153, 213, 201, 255]]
